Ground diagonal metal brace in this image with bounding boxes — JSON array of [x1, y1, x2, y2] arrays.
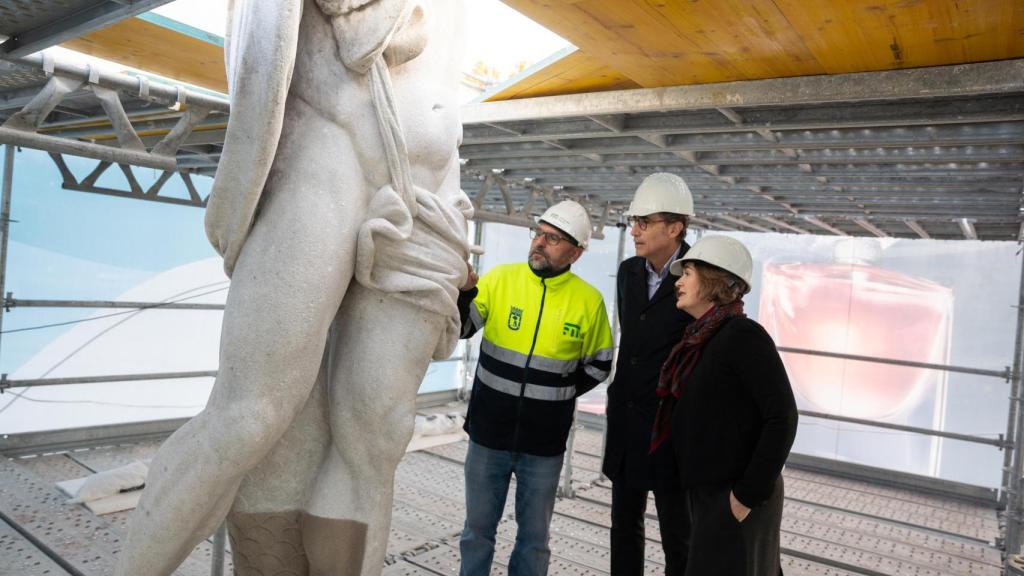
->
[[3, 74, 85, 130], [498, 179, 515, 216], [471, 174, 492, 210], [118, 163, 144, 195], [89, 85, 146, 151], [152, 106, 212, 157]]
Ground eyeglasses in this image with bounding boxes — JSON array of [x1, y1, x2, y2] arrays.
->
[[531, 228, 572, 246], [627, 216, 668, 231]]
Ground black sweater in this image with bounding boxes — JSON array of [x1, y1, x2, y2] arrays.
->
[[670, 316, 798, 508]]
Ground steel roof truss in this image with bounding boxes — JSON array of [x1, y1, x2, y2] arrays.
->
[[756, 215, 810, 234], [716, 213, 775, 233], [959, 218, 979, 240], [802, 216, 849, 236], [459, 123, 1024, 161], [904, 219, 931, 239], [461, 97, 1024, 147], [3, 73, 83, 130], [691, 215, 741, 232], [461, 60, 1024, 124], [48, 152, 206, 208], [853, 218, 891, 238], [0, 0, 174, 58], [0, 54, 228, 173]]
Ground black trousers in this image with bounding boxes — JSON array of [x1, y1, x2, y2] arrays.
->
[[610, 478, 690, 576], [684, 476, 784, 576]]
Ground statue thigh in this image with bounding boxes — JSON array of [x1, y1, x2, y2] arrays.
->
[[216, 132, 374, 575], [224, 282, 445, 576], [304, 282, 446, 576], [325, 281, 444, 477]]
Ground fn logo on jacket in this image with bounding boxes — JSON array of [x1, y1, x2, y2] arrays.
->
[[562, 322, 582, 339]]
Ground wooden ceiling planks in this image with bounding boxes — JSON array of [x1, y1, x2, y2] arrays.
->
[[486, 50, 640, 101], [495, 0, 1024, 99], [773, 0, 1024, 73], [47, 1, 1024, 104], [62, 14, 227, 93]]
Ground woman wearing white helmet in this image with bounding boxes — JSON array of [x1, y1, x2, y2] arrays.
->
[[652, 235, 797, 576]]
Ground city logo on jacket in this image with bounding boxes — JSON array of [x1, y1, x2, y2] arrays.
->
[[508, 306, 523, 330], [562, 322, 581, 339]]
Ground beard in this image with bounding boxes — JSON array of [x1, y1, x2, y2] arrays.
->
[[528, 250, 551, 272]]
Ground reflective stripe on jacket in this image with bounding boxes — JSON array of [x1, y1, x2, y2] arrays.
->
[[459, 263, 614, 456]]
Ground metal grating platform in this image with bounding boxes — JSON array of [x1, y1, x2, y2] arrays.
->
[[0, 517, 71, 576], [0, 416, 1005, 576]]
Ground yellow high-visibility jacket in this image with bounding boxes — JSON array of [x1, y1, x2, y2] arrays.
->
[[459, 263, 614, 456]]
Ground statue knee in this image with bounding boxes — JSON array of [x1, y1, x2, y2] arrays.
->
[[332, 404, 414, 470], [376, 404, 417, 455], [217, 401, 300, 468]]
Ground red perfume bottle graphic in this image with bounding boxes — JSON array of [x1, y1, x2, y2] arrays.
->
[[759, 242, 953, 421]]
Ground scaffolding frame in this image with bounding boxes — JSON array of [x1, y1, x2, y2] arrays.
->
[[0, 51, 1022, 573], [2, 140, 1024, 571]]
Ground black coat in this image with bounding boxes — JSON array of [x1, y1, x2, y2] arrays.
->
[[602, 252, 694, 490], [671, 316, 798, 508]]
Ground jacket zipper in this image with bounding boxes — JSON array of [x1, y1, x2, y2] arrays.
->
[[512, 277, 547, 452]]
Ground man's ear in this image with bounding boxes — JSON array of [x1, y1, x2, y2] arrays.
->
[[668, 220, 686, 241], [568, 246, 584, 265]]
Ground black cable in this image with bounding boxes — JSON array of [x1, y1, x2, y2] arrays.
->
[[0, 282, 228, 416], [0, 388, 206, 410]]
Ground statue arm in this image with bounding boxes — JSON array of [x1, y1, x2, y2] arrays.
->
[[204, 0, 303, 276], [319, 0, 427, 73]]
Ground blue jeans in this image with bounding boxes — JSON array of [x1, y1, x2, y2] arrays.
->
[[459, 440, 565, 576]]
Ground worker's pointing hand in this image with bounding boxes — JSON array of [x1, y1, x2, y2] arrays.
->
[[461, 262, 479, 291]]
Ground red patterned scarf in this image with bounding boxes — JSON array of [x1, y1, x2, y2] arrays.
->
[[649, 300, 745, 453]]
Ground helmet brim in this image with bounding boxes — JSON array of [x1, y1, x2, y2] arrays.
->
[[623, 206, 657, 217], [668, 257, 685, 276], [537, 218, 581, 247], [669, 257, 751, 294]]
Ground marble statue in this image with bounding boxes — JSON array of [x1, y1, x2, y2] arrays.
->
[[115, 0, 472, 574]]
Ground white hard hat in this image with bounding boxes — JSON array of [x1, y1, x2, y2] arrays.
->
[[624, 172, 695, 217], [538, 200, 592, 249], [669, 235, 753, 293]]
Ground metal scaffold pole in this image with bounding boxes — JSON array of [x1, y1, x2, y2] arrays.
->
[[612, 224, 628, 365], [1005, 248, 1024, 560], [598, 223, 628, 481], [0, 145, 15, 373], [1004, 254, 1024, 501], [210, 522, 227, 576]]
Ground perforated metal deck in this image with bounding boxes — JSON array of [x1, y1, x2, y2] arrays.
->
[[0, 414, 1004, 576]]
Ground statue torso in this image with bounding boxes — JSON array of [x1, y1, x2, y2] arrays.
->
[[281, 0, 463, 197]]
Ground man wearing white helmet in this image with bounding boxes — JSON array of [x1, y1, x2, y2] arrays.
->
[[457, 200, 614, 576], [603, 172, 695, 575]]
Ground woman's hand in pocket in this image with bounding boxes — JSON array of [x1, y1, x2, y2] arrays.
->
[[729, 491, 751, 523]]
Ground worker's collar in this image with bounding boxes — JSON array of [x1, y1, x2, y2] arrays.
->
[[529, 264, 572, 283]]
